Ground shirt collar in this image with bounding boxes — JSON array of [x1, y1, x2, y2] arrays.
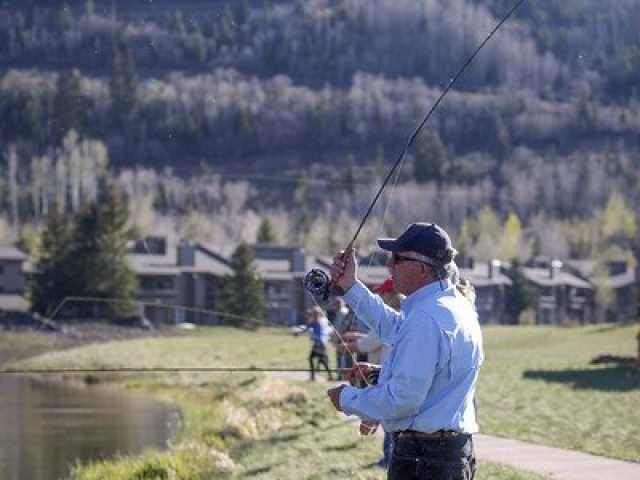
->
[[403, 277, 454, 312]]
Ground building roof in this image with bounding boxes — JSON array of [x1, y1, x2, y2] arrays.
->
[[594, 268, 636, 289], [566, 259, 637, 289], [255, 258, 299, 281], [0, 246, 27, 261], [0, 294, 29, 312], [523, 267, 592, 289], [127, 237, 632, 293], [459, 261, 512, 288], [184, 248, 233, 276], [127, 243, 233, 277], [127, 253, 181, 275]]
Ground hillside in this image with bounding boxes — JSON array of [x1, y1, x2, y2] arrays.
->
[[0, 0, 638, 261]]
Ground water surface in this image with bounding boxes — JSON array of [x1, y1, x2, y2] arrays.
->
[[0, 375, 180, 480]]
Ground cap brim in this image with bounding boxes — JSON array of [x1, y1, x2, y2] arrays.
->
[[377, 238, 400, 251]]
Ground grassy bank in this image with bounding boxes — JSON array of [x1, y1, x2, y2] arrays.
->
[[4, 324, 639, 479]]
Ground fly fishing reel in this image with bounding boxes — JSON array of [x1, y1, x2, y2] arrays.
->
[[304, 268, 331, 300]]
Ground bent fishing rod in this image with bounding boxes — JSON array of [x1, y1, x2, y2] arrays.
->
[[304, 0, 529, 300], [1, 1, 528, 378]]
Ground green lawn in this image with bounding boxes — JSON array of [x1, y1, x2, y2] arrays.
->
[[5, 323, 639, 479], [478, 324, 639, 462]]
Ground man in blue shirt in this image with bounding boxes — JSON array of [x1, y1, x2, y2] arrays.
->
[[327, 222, 483, 480]]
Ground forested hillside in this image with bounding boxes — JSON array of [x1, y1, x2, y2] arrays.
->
[[0, 0, 638, 267]]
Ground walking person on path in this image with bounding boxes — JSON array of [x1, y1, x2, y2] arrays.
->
[[300, 305, 333, 381], [326, 222, 484, 480]]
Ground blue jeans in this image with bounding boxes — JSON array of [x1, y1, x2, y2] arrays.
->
[[388, 434, 476, 480]]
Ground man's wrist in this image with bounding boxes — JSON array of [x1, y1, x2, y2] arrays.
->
[[338, 384, 358, 412]]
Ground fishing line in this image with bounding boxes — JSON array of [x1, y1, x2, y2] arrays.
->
[[0, 296, 271, 368], [304, 0, 529, 300], [48, 296, 265, 326], [306, 295, 366, 382], [0, 295, 351, 377], [0, 367, 335, 374]]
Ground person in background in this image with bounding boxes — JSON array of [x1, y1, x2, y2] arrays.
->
[[326, 222, 483, 480], [339, 277, 404, 469], [295, 306, 333, 381]]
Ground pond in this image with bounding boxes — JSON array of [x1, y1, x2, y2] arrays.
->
[[0, 375, 180, 480]]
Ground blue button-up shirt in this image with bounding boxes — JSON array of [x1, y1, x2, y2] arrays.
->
[[339, 278, 484, 434]]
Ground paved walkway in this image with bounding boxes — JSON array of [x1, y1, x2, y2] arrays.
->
[[474, 434, 640, 480]]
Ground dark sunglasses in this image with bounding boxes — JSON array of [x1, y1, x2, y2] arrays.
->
[[390, 253, 423, 265]]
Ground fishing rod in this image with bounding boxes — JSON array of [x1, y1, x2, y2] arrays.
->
[[304, 0, 529, 300], [0, 367, 338, 374], [1, 365, 380, 388]]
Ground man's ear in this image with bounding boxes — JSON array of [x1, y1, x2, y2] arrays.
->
[[419, 263, 429, 277], [420, 263, 435, 281]]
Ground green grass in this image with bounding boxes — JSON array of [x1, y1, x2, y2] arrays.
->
[[5, 324, 639, 479], [478, 324, 639, 462], [0, 330, 76, 364]]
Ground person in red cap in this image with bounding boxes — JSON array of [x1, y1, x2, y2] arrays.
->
[[374, 277, 394, 295], [326, 222, 483, 480]]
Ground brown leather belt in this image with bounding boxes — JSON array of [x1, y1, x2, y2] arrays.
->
[[394, 429, 463, 440]]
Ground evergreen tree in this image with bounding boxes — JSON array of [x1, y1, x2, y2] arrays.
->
[[30, 204, 78, 317], [413, 131, 447, 184], [217, 4, 237, 46], [58, 3, 72, 32], [222, 243, 266, 328], [53, 68, 84, 142], [257, 217, 277, 243], [295, 172, 311, 242], [32, 186, 139, 319], [188, 22, 207, 64], [494, 118, 511, 189], [504, 260, 537, 324], [71, 184, 139, 312], [109, 38, 138, 127], [233, 0, 250, 26], [337, 154, 356, 194]]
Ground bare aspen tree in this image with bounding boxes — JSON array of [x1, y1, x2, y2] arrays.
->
[[54, 147, 68, 212], [30, 155, 49, 221], [79, 137, 108, 203], [7, 146, 19, 228]]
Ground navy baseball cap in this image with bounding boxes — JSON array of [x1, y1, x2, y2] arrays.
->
[[377, 223, 456, 265]]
